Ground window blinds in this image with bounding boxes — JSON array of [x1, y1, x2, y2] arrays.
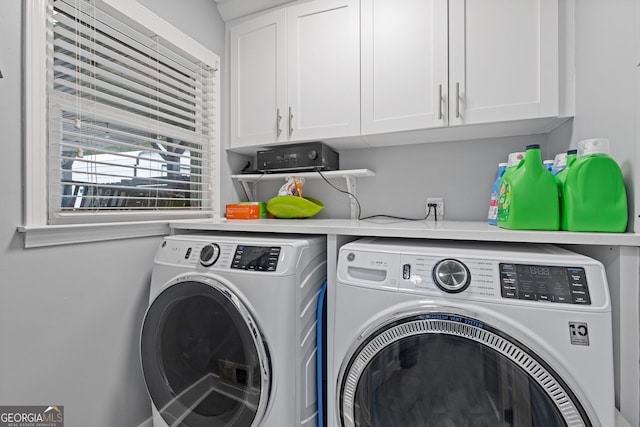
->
[[47, 0, 218, 223]]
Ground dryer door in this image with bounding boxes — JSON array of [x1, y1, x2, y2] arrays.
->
[[141, 278, 271, 427], [339, 313, 592, 427]]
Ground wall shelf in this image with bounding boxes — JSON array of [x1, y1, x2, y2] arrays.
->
[[231, 169, 376, 219]]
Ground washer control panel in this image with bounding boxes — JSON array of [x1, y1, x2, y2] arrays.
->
[[338, 240, 605, 308], [499, 263, 590, 305]]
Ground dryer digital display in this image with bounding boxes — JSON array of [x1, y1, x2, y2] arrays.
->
[[231, 245, 281, 271], [499, 263, 591, 305]]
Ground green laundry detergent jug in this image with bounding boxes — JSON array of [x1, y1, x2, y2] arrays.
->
[[555, 149, 577, 230], [561, 138, 627, 232], [497, 144, 559, 230]]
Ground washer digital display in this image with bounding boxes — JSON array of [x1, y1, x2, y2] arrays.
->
[[499, 263, 590, 304], [231, 246, 281, 271]]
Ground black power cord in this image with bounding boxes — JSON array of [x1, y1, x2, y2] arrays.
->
[[315, 169, 436, 222]]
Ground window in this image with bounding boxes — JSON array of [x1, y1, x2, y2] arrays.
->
[[24, 0, 220, 243]]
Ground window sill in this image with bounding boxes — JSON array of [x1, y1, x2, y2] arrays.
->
[[17, 220, 171, 248]]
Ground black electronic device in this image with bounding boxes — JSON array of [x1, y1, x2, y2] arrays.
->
[[257, 142, 339, 173]]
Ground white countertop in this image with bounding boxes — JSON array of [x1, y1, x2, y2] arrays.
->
[[170, 218, 640, 246]]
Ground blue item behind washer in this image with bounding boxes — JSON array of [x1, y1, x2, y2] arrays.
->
[[317, 281, 327, 427]]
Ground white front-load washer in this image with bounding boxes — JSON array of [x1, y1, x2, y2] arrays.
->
[[141, 233, 326, 427], [330, 238, 614, 427]]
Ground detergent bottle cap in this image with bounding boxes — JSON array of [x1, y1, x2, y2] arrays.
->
[[506, 152, 525, 168], [578, 138, 610, 157], [554, 152, 567, 168]]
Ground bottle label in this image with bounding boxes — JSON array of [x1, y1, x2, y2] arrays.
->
[[497, 182, 511, 222], [488, 193, 498, 220]]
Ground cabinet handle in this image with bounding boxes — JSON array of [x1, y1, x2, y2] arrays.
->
[[438, 84, 443, 120], [455, 82, 460, 119], [276, 108, 282, 137], [289, 107, 294, 136]]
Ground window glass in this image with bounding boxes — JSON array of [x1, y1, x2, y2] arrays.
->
[[26, 0, 220, 227]]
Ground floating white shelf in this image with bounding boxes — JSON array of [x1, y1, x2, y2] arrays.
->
[[231, 169, 376, 219]]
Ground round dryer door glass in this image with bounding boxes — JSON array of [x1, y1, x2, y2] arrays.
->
[[141, 280, 270, 427], [339, 314, 591, 427]]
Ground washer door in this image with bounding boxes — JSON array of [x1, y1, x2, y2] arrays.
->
[[339, 313, 592, 427], [141, 278, 271, 427]]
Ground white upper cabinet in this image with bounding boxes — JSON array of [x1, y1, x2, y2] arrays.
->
[[229, 0, 359, 150], [361, 0, 448, 134], [448, 0, 559, 126], [287, 0, 360, 141], [361, 0, 560, 136], [230, 10, 287, 148], [230, 0, 563, 150]]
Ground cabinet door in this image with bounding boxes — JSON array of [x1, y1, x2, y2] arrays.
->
[[230, 10, 287, 148], [286, 0, 360, 141], [361, 0, 448, 135], [448, 0, 559, 126]]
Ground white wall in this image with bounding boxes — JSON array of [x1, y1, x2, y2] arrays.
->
[[0, 1, 225, 426]]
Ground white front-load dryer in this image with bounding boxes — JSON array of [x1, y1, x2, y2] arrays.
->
[[330, 238, 614, 427], [141, 233, 326, 427]]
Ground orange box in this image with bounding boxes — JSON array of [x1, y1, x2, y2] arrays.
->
[[225, 202, 267, 219]]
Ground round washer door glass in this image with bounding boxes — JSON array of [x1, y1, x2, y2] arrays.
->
[[339, 314, 591, 427], [141, 279, 270, 427]]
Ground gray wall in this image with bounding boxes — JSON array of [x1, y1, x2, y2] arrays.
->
[[253, 134, 549, 221], [0, 1, 225, 426]]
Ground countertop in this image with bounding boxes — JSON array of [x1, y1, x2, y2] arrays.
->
[[170, 218, 640, 246]]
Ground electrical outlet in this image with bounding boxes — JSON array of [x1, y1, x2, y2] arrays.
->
[[426, 197, 444, 219]]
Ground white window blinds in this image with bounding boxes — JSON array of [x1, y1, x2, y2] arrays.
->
[[47, 0, 219, 223]]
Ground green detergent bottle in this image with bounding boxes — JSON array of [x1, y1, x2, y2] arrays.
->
[[555, 149, 577, 230], [497, 144, 559, 230], [562, 138, 627, 232]]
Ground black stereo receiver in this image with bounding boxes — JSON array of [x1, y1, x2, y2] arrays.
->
[[257, 142, 339, 173]]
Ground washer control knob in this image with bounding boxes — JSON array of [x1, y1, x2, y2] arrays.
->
[[200, 243, 221, 267], [308, 150, 318, 160], [432, 259, 471, 293]]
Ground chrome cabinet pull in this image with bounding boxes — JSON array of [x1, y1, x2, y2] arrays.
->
[[288, 107, 294, 136], [276, 108, 282, 137], [438, 84, 443, 120], [455, 82, 461, 119]]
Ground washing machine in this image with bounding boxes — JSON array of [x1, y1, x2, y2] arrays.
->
[[330, 238, 614, 427], [141, 233, 326, 427]]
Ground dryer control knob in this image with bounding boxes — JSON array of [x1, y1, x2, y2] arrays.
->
[[200, 243, 221, 267], [432, 259, 471, 293]]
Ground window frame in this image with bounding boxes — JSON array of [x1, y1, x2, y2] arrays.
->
[[21, 0, 221, 247]]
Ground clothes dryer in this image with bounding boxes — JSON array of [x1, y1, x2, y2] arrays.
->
[[331, 238, 614, 427], [141, 233, 326, 427]]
